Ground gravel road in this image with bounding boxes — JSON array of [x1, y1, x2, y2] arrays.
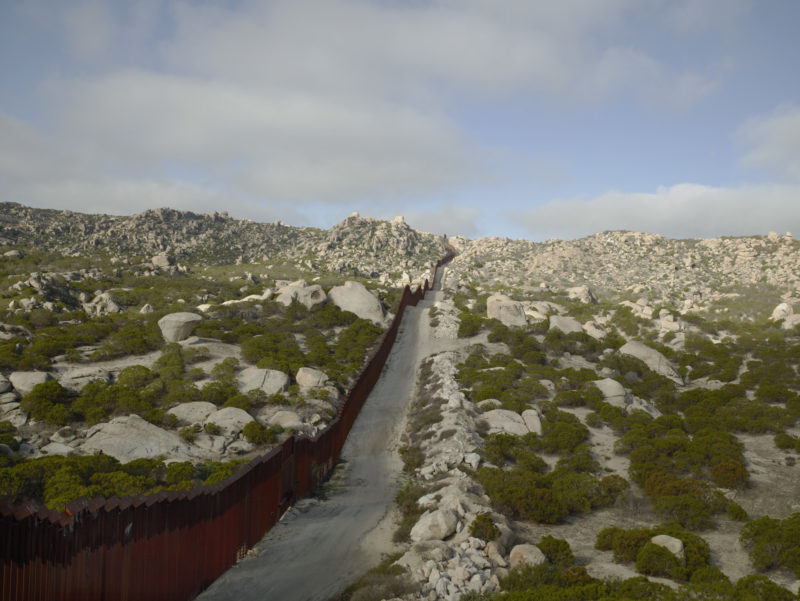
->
[[196, 281, 442, 601]]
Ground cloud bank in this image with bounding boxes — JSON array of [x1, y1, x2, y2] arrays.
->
[[518, 183, 800, 240]]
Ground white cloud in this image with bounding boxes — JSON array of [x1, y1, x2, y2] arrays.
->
[[404, 205, 481, 238], [517, 183, 800, 240], [53, 70, 473, 202], [0, 0, 738, 221], [739, 103, 800, 181]]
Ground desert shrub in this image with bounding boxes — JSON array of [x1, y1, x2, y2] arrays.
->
[[636, 542, 685, 580], [476, 466, 568, 524], [210, 357, 239, 381], [336, 552, 418, 601], [469, 513, 501, 541], [597, 523, 710, 581], [733, 575, 795, 601], [116, 365, 157, 389], [0, 453, 229, 509], [223, 394, 251, 411], [200, 380, 239, 406], [595, 526, 652, 563], [203, 422, 222, 435], [179, 424, 199, 442], [0, 420, 19, 450], [710, 459, 749, 489], [740, 513, 800, 576], [537, 536, 574, 568], [399, 445, 424, 473], [242, 332, 305, 373], [242, 421, 275, 445], [20, 380, 73, 426], [393, 483, 427, 543], [197, 459, 246, 486], [726, 501, 749, 521], [774, 432, 796, 450], [165, 462, 195, 486], [458, 313, 484, 337]]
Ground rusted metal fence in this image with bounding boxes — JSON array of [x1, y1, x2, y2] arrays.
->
[[0, 250, 454, 601]]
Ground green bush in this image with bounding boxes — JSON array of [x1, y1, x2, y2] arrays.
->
[[635, 542, 686, 580], [393, 483, 427, 543], [242, 421, 275, 445], [469, 513, 500, 541], [20, 380, 73, 426], [733, 575, 795, 601], [0, 420, 19, 450], [179, 424, 199, 442], [537, 536, 574, 568], [203, 422, 222, 435], [774, 432, 796, 450], [740, 513, 800, 576], [223, 394, 251, 411], [458, 313, 484, 337]]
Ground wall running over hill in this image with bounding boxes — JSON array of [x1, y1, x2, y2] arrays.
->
[[0, 251, 454, 601]]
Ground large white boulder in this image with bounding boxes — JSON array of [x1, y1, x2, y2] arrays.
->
[[521, 409, 542, 435], [268, 410, 303, 430], [650, 535, 684, 560], [237, 366, 290, 395], [328, 281, 385, 324], [771, 302, 793, 321], [80, 414, 206, 463], [566, 285, 597, 304], [83, 292, 123, 317], [57, 367, 112, 393], [168, 401, 218, 425], [40, 442, 75, 456], [295, 367, 329, 390], [410, 509, 458, 542], [9, 371, 53, 396], [487, 294, 527, 327], [583, 321, 607, 339], [594, 378, 628, 408], [548, 315, 583, 335], [157, 312, 203, 342], [152, 253, 174, 268], [783, 315, 800, 330], [509, 544, 547, 569], [275, 281, 327, 309], [619, 341, 681, 381], [204, 407, 253, 437], [481, 409, 529, 436]]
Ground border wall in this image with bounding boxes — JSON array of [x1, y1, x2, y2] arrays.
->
[[0, 250, 454, 601]]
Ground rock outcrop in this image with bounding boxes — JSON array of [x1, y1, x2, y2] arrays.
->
[[486, 294, 527, 327], [157, 312, 203, 342], [80, 415, 207, 463], [619, 341, 681, 382], [9, 371, 53, 396], [328, 281, 385, 324], [509, 544, 547, 569], [237, 367, 289, 395]]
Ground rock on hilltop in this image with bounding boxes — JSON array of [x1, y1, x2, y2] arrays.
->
[[448, 230, 800, 303], [0, 203, 443, 277]]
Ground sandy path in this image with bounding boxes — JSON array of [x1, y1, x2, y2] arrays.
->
[[196, 280, 443, 601]]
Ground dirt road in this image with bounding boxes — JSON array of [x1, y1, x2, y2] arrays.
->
[[197, 282, 442, 601]]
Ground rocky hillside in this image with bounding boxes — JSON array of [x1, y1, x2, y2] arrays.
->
[[0, 203, 444, 279], [449, 230, 800, 311]]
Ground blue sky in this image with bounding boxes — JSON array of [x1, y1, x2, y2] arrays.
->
[[1, 0, 799, 240]]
